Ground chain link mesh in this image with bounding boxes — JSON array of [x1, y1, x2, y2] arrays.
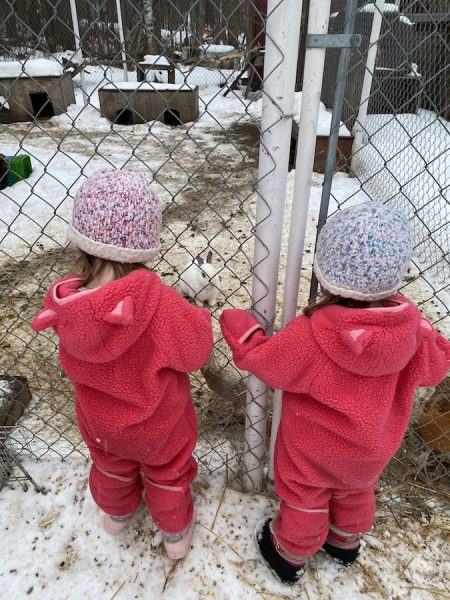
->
[[0, 0, 269, 491], [0, 0, 449, 502], [314, 0, 449, 501]]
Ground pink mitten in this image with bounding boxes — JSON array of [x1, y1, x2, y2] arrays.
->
[[220, 309, 264, 344]]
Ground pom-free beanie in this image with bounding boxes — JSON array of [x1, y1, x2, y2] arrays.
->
[[67, 169, 161, 263], [314, 202, 413, 301]]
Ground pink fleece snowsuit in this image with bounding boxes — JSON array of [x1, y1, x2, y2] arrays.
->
[[32, 268, 213, 534], [220, 296, 450, 558]]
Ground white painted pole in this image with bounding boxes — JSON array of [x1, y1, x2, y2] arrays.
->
[[268, 0, 332, 483], [115, 0, 128, 81], [69, 0, 88, 105], [350, 0, 385, 174], [243, 0, 304, 492]]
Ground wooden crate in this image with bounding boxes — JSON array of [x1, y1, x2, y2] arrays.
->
[[289, 127, 354, 174], [99, 83, 199, 125]]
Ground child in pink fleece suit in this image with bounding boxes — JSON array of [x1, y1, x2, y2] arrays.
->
[[32, 170, 213, 560], [220, 203, 450, 583]]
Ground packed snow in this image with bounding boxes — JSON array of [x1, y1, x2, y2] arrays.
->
[[199, 44, 236, 56], [141, 55, 171, 66], [1, 457, 449, 600], [293, 94, 352, 137]]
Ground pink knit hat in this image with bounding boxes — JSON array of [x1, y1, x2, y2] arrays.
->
[[67, 169, 161, 263]]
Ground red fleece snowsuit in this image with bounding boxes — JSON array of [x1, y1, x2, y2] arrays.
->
[[32, 269, 213, 534], [220, 297, 450, 558]]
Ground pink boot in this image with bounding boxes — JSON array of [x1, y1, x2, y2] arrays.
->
[[162, 511, 196, 560], [103, 513, 133, 535]]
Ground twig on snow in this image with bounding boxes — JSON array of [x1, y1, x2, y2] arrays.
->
[[198, 522, 244, 561], [162, 560, 181, 593], [109, 581, 125, 600], [211, 454, 229, 531]]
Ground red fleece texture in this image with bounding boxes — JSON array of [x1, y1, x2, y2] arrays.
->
[[220, 298, 450, 555], [274, 484, 376, 557], [32, 269, 213, 531]]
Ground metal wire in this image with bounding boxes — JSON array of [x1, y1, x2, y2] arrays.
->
[[0, 0, 270, 491], [0, 0, 448, 497], [311, 0, 450, 496]]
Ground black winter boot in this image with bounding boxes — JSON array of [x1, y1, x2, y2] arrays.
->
[[255, 519, 305, 584], [322, 542, 360, 565], [322, 531, 361, 565]]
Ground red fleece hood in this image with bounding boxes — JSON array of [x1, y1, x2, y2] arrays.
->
[[310, 296, 431, 377], [32, 269, 162, 363]]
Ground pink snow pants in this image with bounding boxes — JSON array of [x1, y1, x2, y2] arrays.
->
[[273, 482, 376, 559], [87, 445, 197, 535]]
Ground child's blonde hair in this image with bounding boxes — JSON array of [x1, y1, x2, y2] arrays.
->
[[303, 291, 372, 317], [75, 249, 145, 286]]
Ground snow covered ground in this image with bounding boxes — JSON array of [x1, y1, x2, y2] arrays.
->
[[1, 60, 449, 600], [1, 457, 449, 600]]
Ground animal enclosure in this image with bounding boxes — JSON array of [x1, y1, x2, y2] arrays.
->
[[0, 0, 449, 596]]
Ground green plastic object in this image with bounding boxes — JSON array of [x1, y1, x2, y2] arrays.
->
[[5, 154, 33, 184]]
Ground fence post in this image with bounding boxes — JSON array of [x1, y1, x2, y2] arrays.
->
[[268, 0, 332, 484], [309, 0, 359, 301], [243, 0, 304, 492], [69, 0, 88, 105], [115, 0, 128, 82], [350, 0, 385, 174]]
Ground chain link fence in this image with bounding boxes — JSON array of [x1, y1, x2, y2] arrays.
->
[[0, 0, 449, 505], [315, 0, 450, 496], [0, 0, 268, 492]]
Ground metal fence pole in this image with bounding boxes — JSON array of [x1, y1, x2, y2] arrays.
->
[[69, 0, 88, 105], [268, 0, 332, 484], [243, 0, 304, 492], [115, 0, 129, 82], [350, 0, 385, 174], [309, 0, 360, 301]]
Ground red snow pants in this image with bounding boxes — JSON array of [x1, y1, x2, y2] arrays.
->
[[273, 482, 376, 559], [87, 444, 197, 535]]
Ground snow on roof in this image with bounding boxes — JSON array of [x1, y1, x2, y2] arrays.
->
[[399, 15, 414, 26], [360, 2, 399, 12], [101, 82, 194, 92], [0, 58, 64, 79], [199, 44, 236, 56], [140, 55, 171, 66], [360, 3, 414, 25], [293, 93, 352, 137]]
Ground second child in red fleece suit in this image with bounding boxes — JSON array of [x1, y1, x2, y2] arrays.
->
[[32, 170, 213, 560], [220, 203, 450, 584]]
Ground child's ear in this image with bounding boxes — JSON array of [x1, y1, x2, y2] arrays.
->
[[32, 308, 58, 331], [340, 328, 374, 356], [104, 296, 134, 326], [418, 318, 435, 341]]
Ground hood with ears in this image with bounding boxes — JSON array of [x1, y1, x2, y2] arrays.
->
[[310, 296, 434, 377], [32, 269, 162, 363]]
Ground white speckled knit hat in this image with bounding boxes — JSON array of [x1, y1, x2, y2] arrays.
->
[[68, 169, 161, 263], [314, 203, 413, 301]]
